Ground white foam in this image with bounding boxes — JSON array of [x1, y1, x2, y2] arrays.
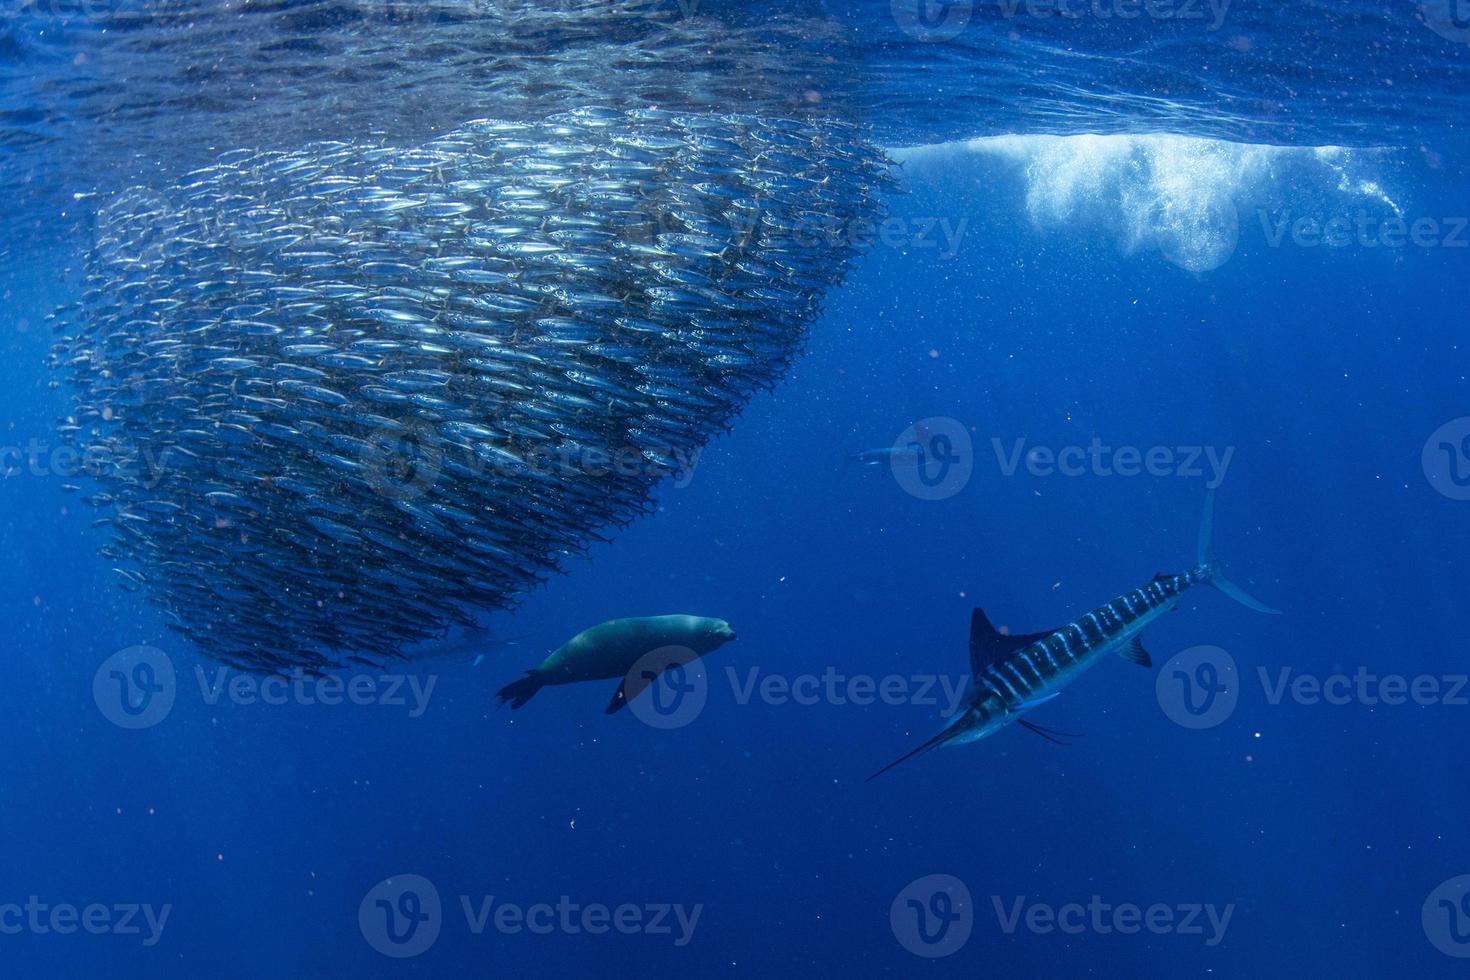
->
[[891, 134, 1400, 272]]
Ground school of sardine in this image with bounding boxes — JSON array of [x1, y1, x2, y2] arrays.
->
[[50, 106, 890, 672]]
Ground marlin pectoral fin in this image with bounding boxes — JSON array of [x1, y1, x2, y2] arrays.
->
[[1016, 692, 1060, 712], [1120, 636, 1152, 667], [1018, 719, 1080, 745]]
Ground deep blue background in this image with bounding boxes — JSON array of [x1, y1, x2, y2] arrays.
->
[[4, 140, 1469, 977]]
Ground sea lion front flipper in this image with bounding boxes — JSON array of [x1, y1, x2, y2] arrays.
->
[[605, 678, 631, 715], [607, 656, 673, 714]]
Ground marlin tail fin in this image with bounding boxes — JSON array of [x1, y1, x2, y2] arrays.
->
[[1197, 489, 1281, 615]]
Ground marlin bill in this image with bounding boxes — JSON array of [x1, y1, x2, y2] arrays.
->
[[866, 491, 1279, 781]]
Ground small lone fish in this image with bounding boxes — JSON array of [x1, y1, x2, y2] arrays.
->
[[867, 491, 1278, 781], [844, 446, 922, 468], [496, 614, 737, 714]]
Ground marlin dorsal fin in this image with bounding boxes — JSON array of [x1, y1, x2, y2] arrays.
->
[[968, 608, 1054, 677]]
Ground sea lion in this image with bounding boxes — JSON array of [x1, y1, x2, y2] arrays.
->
[[496, 614, 737, 714]]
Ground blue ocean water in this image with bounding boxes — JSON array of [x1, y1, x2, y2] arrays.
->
[[4, 1, 1470, 977]]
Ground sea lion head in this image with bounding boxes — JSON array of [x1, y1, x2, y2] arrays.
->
[[701, 618, 738, 648]]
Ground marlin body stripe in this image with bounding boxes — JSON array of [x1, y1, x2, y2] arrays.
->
[[973, 572, 1198, 720], [866, 491, 1279, 781]]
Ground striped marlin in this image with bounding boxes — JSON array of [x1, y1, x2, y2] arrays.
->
[[866, 491, 1279, 781]]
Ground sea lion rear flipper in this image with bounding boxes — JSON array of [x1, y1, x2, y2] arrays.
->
[[497, 670, 543, 710]]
